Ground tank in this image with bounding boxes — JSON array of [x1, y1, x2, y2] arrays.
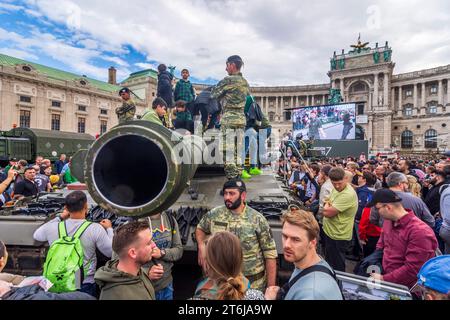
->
[[0, 120, 291, 279]]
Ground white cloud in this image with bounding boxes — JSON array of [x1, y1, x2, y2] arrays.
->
[[0, 3, 23, 11], [0, 27, 109, 80], [4, 0, 450, 85], [0, 48, 39, 60], [135, 62, 157, 70], [101, 56, 129, 67]]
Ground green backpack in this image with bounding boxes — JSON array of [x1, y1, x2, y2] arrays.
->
[[43, 221, 92, 293]]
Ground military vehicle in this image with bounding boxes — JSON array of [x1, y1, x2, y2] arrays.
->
[[0, 127, 95, 165]]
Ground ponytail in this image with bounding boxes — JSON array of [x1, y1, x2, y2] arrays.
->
[[217, 275, 245, 300]]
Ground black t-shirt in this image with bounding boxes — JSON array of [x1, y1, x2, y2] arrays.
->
[[14, 179, 38, 197]]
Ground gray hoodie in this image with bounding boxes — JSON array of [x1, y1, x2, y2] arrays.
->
[[95, 260, 155, 300], [143, 213, 183, 292]]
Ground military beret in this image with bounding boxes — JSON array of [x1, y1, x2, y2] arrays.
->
[[223, 179, 246, 192], [226, 55, 243, 64], [119, 87, 130, 96]]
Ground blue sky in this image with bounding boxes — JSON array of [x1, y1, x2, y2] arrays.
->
[[0, 0, 449, 86]]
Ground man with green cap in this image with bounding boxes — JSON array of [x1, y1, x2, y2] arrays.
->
[[211, 55, 250, 180], [195, 179, 278, 292], [116, 87, 136, 124]]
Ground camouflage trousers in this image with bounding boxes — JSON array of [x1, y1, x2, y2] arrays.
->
[[221, 125, 245, 179]]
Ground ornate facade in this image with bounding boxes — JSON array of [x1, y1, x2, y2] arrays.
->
[[1, 39, 449, 153]]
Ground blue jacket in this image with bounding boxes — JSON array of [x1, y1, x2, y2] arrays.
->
[[356, 185, 375, 221]]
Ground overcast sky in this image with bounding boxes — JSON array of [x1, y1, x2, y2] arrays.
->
[[0, 0, 449, 86]]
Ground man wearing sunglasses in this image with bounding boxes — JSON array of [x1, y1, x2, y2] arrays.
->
[[366, 189, 437, 290], [116, 87, 136, 124], [369, 172, 435, 228]]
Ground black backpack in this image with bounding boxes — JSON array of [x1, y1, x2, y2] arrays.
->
[[277, 264, 345, 300], [248, 100, 263, 122]]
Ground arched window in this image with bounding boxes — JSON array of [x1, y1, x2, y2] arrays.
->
[[350, 81, 368, 93], [424, 129, 437, 149], [401, 130, 413, 149]]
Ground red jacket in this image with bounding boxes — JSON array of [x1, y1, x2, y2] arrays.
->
[[358, 207, 381, 241], [376, 210, 437, 289]]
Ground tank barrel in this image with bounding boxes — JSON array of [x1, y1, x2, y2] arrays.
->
[[74, 120, 203, 217]]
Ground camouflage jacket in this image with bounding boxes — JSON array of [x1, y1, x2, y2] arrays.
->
[[211, 73, 250, 127], [116, 99, 136, 123], [197, 205, 277, 277]]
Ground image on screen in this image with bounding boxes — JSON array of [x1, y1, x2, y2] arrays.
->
[[292, 103, 356, 140]]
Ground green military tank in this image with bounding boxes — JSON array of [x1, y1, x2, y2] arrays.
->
[[0, 127, 94, 165]]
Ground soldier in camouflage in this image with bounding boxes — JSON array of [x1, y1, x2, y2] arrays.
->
[[211, 55, 250, 179], [195, 180, 278, 292], [116, 87, 136, 124]]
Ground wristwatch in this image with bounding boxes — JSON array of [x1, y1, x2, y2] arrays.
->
[[160, 249, 166, 258]]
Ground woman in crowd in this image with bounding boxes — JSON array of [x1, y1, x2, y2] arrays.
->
[[193, 231, 264, 300]]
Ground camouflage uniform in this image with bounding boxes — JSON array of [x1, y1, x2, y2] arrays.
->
[[197, 204, 277, 292], [211, 73, 250, 179], [115, 99, 136, 124]]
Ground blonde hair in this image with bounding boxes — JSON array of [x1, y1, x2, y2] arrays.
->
[[281, 207, 319, 241], [406, 175, 421, 197], [344, 170, 354, 183], [205, 231, 246, 300]]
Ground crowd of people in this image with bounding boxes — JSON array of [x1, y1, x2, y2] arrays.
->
[[0, 150, 449, 300], [276, 145, 450, 299], [0, 154, 78, 206]]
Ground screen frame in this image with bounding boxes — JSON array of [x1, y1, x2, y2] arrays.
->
[[290, 102, 357, 141]]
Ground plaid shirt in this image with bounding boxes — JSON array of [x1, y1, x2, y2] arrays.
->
[[174, 79, 195, 103]]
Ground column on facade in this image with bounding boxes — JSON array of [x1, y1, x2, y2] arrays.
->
[[373, 73, 379, 108], [290, 96, 294, 109], [413, 83, 418, 112], [367, 115, 373, 150], [384, 116, 391, 148], [322, 95, 326, 105], [276, 96, 280, 121], [383, 73, 389, 107], [295, 96, 299, 107], [398, 85, 402, 113], [340, 79, 344, 101], [447, 79, 450, 105], [438, 79, 444, 105], [391, 87, 396, 110], [263, 96, 269, 116], [421, 83, 426, 109], [311, 95, 315, 106]]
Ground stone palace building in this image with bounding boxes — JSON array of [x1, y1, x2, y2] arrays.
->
[[1, 39, 449, 154]]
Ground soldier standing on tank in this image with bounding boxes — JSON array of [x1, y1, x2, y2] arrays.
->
[[195, 180, 278, 292], [116, 87, 136, 124], [211, 55, 250, 180]]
